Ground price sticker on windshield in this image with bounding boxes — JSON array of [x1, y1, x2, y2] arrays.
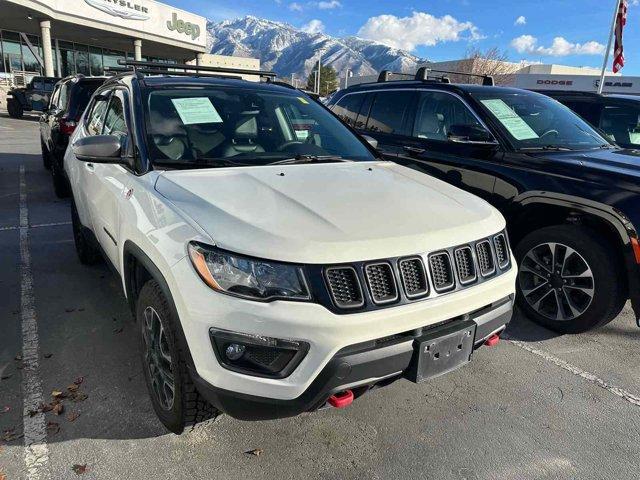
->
[[171, 97, 223, 125], [481, 99, 539, 141]]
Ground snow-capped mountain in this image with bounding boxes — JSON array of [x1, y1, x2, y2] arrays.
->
[[207, 16, 425, 81]]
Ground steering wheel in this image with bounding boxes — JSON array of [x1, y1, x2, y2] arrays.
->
[[277, 141, 305, 152], [539, 129, 559, 140]]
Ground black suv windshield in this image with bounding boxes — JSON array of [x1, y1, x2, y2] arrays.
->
[[145, 87, 375, 168], [470, 90, 611, 151]]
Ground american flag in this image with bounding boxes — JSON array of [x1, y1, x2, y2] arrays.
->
[[613, 0, 628, 73]]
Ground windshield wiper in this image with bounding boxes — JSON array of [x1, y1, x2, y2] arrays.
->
[[517, 145, 574, 152], [268, 154, 353, 165], [154, 158, 250, 169]]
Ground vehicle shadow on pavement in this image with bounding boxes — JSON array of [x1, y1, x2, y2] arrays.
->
[[503, 308, 561, 342], [0, 111, 40, 122]]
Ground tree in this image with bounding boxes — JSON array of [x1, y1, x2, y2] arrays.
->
[[306, 64, 338, 96], [440, 47, 521, 85]]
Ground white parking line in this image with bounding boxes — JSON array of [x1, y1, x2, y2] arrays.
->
[[19, 165, 51, 479], [0, 221, 71, 232], [507, 338, 640, 407]]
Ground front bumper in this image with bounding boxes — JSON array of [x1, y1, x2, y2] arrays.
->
[[190, 295, 513, 420]]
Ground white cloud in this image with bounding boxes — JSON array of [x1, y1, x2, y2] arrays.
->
[[289, 2, 303, 12], [357, 11, 481, 51], [301, 19, 325, 34], [511, 35, 605, 56], [515, 16, 526, 26], [318, 0, 341, 9]]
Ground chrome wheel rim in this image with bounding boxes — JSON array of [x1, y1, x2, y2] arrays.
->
[[142, 306, 175, 410], [518, 242, 595, 322]]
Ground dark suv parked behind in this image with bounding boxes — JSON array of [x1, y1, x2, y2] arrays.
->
[[39, 75, 106, 197], [328, 70, 640, 333], [6, 76, 60, 118]]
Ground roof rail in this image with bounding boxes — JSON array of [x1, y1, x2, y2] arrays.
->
[[416, 67, 494, 86], [115, 59, 277, 81]]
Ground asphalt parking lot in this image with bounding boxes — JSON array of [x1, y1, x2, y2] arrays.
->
[[1, 112, 639, 480]]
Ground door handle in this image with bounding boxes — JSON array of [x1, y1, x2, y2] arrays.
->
[[403, 146, 426, 154]]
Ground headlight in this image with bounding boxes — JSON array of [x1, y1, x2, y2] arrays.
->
[[188, 243, 311, 302]]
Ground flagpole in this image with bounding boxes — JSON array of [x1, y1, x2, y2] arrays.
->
[[598, 0, 622, 94]]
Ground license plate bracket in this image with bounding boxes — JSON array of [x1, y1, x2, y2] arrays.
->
[[406, 319, 476, 383]]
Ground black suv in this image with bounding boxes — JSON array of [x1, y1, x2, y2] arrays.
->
[[6, 76, 61, 118], [39, 75, 106, 197], [534, 91, 640, 150], [328, 70, 640, 333]]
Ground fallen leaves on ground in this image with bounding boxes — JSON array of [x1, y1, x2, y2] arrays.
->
[[72, 464, 88, 475], [74, 377, 84, 386], [66, 412, 80, 422], [46, 421, 60, 435], [113, 327, 124, 334], [70, 392, 88, 403], [67, 384, 79, 393], [244, 448, 264, 457], [1, 406, 9, 414], [51, 390, 67, 399], [14, 354, 22, 362], [44, 353, 53, 359], [2, 428, 22, 442], [0, 471, 7, 480], [64, 308, 76, 313], [52, 403, 64, 415]]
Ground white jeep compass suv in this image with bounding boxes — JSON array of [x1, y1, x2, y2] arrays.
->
[[65, 61, 516, 433]]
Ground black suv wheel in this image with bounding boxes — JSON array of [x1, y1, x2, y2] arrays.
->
[[7, 98, 23, 119], [41, 140, 52, 170], [137, 280, 218, 434], [515, 225, 626, 333]]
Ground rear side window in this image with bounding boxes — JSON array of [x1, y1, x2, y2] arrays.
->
[[600, 103, 640, 147], [69, 82, 103, 120], [563, 100, 602, 126], [365, 91, 413, 135], [86, 96, 110, 136], [333, 94, 364, 128], [57, 83, 71, 111]]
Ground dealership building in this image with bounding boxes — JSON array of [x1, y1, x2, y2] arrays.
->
[[0, 0, 208, 80]]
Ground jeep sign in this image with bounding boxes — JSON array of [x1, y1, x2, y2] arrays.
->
[[167, 13, 201, 40]]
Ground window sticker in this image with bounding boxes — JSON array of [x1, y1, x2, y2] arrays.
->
[[480, 99, 539, 141], [171, 97, 223, 125]]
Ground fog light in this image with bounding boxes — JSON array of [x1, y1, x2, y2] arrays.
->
[[225, 343, 246, 361], [210, 328, 309, 379]]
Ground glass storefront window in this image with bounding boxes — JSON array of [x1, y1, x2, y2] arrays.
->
[[75, 44, 90, 75], [89, 47, 103, 76], [21, 35, 40, 73], [59, 41, 76, 76], [103, 49, 125, 71], [2, 31, 22, 73]]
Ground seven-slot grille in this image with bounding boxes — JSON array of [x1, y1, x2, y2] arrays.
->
[[365, 263, 398, 304], [454, 247, 477, 284], [399, 257, 429, 299], [493, 233, 510, 268], [476, 240, 495, 276], [429, 252, 455, 292], [325, 267, 364, 309]]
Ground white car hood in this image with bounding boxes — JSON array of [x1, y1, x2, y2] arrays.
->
[[155, 161, 505, 264]]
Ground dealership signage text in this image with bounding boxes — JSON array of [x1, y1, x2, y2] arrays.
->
[[84, 0, 151, 20], [167, 13, 201, 40]]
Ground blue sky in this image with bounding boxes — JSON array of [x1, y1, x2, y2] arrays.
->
[[165, 0, 640, 75]]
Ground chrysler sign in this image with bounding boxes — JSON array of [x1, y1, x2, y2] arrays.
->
[[84, 0, 151, 21]]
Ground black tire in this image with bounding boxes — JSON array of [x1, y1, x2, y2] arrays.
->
[[137, 280, 218, 434], [515, 225, 627, 333], [70, 198, 101, 265], [52, 158, 70, 198], [41, 140, 52, 170], [7, 99, 23, 119]]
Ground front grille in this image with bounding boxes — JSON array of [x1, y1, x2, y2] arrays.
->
[[429, 252, 455, 292], [493, 233, 509, 269], [454, 247, 477, 285], [399, 257, 429, 299], [476, 240, 496, 276], [365, 263, 398, 304], [325, 267, 364, 309]]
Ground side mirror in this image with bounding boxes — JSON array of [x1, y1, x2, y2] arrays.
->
[[448, 125, 498, 146], [72, 135, 125, 163], [361, 135, 378, 149]]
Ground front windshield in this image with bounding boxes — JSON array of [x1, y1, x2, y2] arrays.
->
[[145, 87, 375, 168], [470, 90, 611, 151]]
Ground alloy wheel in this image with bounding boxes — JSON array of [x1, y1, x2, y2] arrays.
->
[[518, 242, 595, 322], [142, 306, 175, 410]]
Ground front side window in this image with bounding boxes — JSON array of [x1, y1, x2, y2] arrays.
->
[[103, 95, 127, 137], [413, 91, 482, 141], [365, 91, 413, 135], [333, 94, 364, 128], [471, 90, 609, 151], [600, 103, 640, 148], [86, 95, 110, 136], [145, 87, 375, 168]]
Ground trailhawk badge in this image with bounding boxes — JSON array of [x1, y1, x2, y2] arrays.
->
[[84, 0, 151, 21]]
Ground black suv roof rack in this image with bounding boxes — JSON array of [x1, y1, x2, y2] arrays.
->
[[111, 59, 277, 82], [376, 67, 495, 86]]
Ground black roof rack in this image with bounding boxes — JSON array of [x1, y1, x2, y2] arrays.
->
[[375, 67, 494, 86], [114, 59, 277, 81]]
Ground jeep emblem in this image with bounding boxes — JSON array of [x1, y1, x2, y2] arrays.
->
[[167, 12, 200, 40]]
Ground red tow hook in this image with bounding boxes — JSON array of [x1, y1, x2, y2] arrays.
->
[[328, 390, 354, 409], [485, 334, 500, 347]]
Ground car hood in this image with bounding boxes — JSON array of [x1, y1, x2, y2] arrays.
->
[[155, 161, 504, 264]]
